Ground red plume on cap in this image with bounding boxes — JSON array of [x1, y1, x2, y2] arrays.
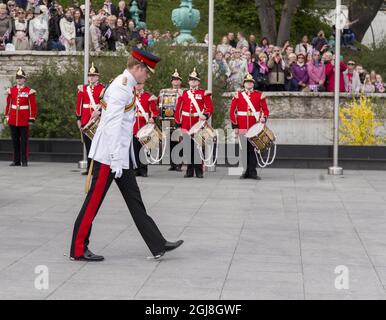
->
[[131, 48, 161, 73]]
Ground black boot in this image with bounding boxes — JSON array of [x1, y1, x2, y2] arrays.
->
[[9, 162, 21, 167], [70, 249, 104, 262], [165, 240, 184, 252], [240, 172, 249, 179], [153, 240, 184, 259], [185, 165, 194, 178]]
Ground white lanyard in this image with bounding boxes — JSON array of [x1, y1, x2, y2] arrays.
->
[[86, 85, 97, 109], [187, 90, 204, 117], [136, 97, 149, 123], [241, 91, 260, 121]]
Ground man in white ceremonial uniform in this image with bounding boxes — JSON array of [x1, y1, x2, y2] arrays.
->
[[70, 48, 184, 262]]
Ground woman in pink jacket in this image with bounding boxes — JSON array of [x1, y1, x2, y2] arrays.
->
[[307, 51, 326, 92]]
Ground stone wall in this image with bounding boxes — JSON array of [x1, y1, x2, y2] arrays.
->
[[0, 51, 114, 115], [1, 52, 386, 145], [223, 92, 386, 145], [0, 51, 85, 78], [223, 91, 386, 119]]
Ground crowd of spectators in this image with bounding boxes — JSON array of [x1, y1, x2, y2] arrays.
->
[[0, 1, 384, 94], [0, 0, 174, 52], [213, 31, 385, 93]]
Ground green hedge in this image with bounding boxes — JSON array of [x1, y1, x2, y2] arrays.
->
[[1, 44, 227, 138]]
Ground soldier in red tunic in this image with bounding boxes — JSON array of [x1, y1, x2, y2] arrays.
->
[[230, 73, 270, 180], [175, 68, 214, 178], [5, 67, 37, 167], [133, 83, 159, 177], [75, 63, 105, 173]]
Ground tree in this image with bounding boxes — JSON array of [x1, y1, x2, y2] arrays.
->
[[255, 0, 277, 43], [277, 0, 302, 45], [348, 0, 384, 43], [255, 0, 302, 45]]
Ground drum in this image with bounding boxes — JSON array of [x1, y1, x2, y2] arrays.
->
[[245, 123, 275, 152], [188, 120, 216, 147], [82, 117, 100, 140], [137, 123, 164, 150]]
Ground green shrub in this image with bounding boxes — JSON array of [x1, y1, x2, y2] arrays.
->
[[342, 42, 386, 80], [1, 43, 226, 138]]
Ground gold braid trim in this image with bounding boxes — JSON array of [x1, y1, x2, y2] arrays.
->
[[124, 95, 136, 113]]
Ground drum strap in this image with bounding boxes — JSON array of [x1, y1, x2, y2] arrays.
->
[[241, 91, 260, 122], [136, 97, 150, 123], [187, 90, 204, 118], [86, 86, 97, 110]]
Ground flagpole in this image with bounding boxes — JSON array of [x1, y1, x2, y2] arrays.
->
[[328, 0, 343, 176], [78, 0, 91, 173], [206, 0, 216, 172]]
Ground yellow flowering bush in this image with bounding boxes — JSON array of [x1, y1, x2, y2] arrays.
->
[[339, 96, 384, 145]]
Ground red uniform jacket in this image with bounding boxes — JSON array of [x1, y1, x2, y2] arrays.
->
[[75, 83, 105, 127], [133, 91, 159, 136], [325, 61, 347, 93], [230, 90, 269, 133], [174, 89, 214, 132], [5, 86, 37, 127]]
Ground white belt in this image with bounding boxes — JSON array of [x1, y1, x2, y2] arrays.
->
[[182, 111, 199, 117], [11, 105, 29, 110], [237, 111, 260, 117], [82, 104, 99, 109]]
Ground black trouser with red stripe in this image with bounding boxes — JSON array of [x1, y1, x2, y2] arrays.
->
[[82, 132, 92, 171], [246, 139, 258, 177], [169, 139, 182, 170], [70, 161, 166, 258], [133, 136, 148, 175], [184, 135, 203, 177], [240, 135, 258, 177], [10, 125, 28, 164]]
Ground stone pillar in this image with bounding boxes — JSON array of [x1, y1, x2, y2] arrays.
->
[[130, 0, 147, 29], [172, 0, 200, 44]]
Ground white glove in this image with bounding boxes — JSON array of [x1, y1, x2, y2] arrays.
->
[[111, 159, 123, 179]]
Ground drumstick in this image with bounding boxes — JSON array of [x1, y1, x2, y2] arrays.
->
[[79, 128, 84, 144]]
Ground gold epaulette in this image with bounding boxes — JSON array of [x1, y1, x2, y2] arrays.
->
[[6, 88, 11, 95], [233, 91, 240, 99], [77, 85, 83, 92], [204, 90, 212, 96], [261, 93, 267, 100], [29, 89, 36, 95], [122, 77, 128, 86]]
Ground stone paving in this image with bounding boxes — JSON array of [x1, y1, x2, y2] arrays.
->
[[1, 161, 386, 300]]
